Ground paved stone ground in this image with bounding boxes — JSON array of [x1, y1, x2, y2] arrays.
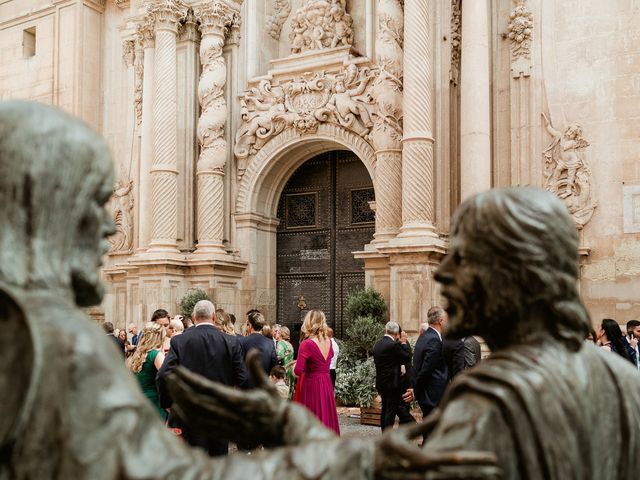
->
[[339, 411, 381, 439]]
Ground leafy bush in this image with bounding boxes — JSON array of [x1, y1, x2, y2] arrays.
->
[[340, 315, 385, 364], [179, 289, 210, 318], [344, 288, 387, 323], [334, 357, 377, 407]]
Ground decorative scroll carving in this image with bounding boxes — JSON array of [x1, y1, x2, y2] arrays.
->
[[450, 0, 461, 85], [113, 0, 129, 8], [508, 0, 533, 78], [133, 39, 144, 125], [137, 17, 156, 49], [289, 0, 354, 54], [542, 113, 596, 229], [109, 180, 134, 253], [234, 64, 377, 164], [266, 0, 292, 40]]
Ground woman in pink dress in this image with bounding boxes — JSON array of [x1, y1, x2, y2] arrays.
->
[[293, 309, 340, 434]]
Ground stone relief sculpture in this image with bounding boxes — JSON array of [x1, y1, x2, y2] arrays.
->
[[507, 0, 533, 77], [450, 0, 461, 85], [234, 64, 376, 169], [122, 39, 135, 67], [133, 38, 144, 125], [108, 179, 134, 253], [3, 101, 640, 479], [288, 0, 354, 54], [542, 112, 597, 229], [266, 0, 292, 40]]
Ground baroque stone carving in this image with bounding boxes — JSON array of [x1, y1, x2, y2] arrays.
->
[[450, 0, 461, 85], [234, 64, 377, 163], [508, 0, 533, 77], [147, 0, 189, 33], [266, 0, 292, 40], [289, 0, 354, 54], [108, 179, 134, 253], [133, 38, 144, 125], [122, 39, 135, 67], [542, 113, 597, 229]]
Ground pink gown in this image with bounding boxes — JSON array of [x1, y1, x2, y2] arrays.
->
[[294, 338, 340, 434]]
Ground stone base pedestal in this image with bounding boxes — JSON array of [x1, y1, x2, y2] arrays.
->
[[357, 244, 446, 334], [102, 254, 248, 330]]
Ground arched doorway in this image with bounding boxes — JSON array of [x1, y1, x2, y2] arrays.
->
[[276, 151, 375, 346]]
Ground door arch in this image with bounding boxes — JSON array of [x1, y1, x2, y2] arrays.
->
[[276, 150, 375, 346]]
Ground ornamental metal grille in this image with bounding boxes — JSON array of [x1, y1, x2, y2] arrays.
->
[[351, 188, 375, 224], [286, 193, 317, 228]]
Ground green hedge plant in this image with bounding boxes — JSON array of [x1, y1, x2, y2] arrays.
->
[[344, 287, 387, 323]]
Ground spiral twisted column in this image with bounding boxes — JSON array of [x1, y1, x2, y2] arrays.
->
[[371, 0, 404, 245], [192, 3, 233, 255], [397, 0, 438, 240], [147, 0, 187, 253]]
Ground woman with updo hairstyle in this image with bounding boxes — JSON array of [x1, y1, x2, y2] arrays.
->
[[127, 322, 167, 420], [293, 309, 340, 433]]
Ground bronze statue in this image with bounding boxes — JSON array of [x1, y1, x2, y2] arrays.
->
[[0, 101, 495, 480]]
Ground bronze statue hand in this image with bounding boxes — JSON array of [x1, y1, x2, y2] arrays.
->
[[374, 421, 501, 480], [165, 350, 335, 449]]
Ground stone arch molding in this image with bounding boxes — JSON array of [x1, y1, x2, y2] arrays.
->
[[236, 123, 377, 218]]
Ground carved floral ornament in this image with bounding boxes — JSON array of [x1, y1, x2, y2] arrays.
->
[[266, 0, 292, 40], [234, 64, 380, 169], [542, 113, 597, 229], [507, 0, 533, 77]]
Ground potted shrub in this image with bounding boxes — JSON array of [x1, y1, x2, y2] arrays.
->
[[335, 288, 387, 425]]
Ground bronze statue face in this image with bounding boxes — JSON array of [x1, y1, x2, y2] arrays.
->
[[434, 235, 486, 339], [69, 169, 116, 307]]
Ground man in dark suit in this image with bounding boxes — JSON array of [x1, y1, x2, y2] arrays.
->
[[443, 337, 465, 380], [239, 310, 277, 384], [157, 300, 249, 456], [409, 306, 449, 419], [373, 321, 412, 430]]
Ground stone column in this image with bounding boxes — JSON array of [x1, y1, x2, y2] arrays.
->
[[371, 0, 404, 245], [396, 0, 438, 241], [192, 2, 233, 256], [136, 19, 155, 251], [460, 0, 491, 200], [147, 0, 188, 254]]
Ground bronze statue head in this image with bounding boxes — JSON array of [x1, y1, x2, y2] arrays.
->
[[0, 101, 115, 307], [435, 187, 590, 351]]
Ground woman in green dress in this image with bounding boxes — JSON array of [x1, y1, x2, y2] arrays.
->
[[127, 322, 167, 421], [275, 326, 295, 398]]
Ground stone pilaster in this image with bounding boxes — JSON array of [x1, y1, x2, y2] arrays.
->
[[371, 0, 404, 245], [192, 2, 234, 256], [147, 0, 188, 254], [136, 18, 155, 251], [460, 0, 491, 200], [396, 0, 439, 242]]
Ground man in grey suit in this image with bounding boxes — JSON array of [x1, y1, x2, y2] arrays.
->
[[463, 336, 482, 369]]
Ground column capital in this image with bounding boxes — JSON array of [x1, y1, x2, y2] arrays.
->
[[193, 1, 234, 37], [136, 17, 156, 48], [147, 0, 188, 33]]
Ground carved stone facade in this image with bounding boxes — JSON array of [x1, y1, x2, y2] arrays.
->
[[288, 0, 354, 53], [234, 64, 377, 173], [2, 0, 638, 329]]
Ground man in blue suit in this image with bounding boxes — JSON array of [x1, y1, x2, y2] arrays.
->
[[410, 306, 449, 419], [240, 310, 277, 384]]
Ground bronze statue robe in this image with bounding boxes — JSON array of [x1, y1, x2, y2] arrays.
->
[[423, 341, 640, 479]]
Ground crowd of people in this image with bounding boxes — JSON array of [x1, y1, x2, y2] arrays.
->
[[103, 300, 640, 454], [103, 304, 341, 455]]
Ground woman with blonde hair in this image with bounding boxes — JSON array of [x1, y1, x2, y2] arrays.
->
[[127, 322, 167, 420], [215, 308, 236, 336], [293, 309, 340, 433]]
